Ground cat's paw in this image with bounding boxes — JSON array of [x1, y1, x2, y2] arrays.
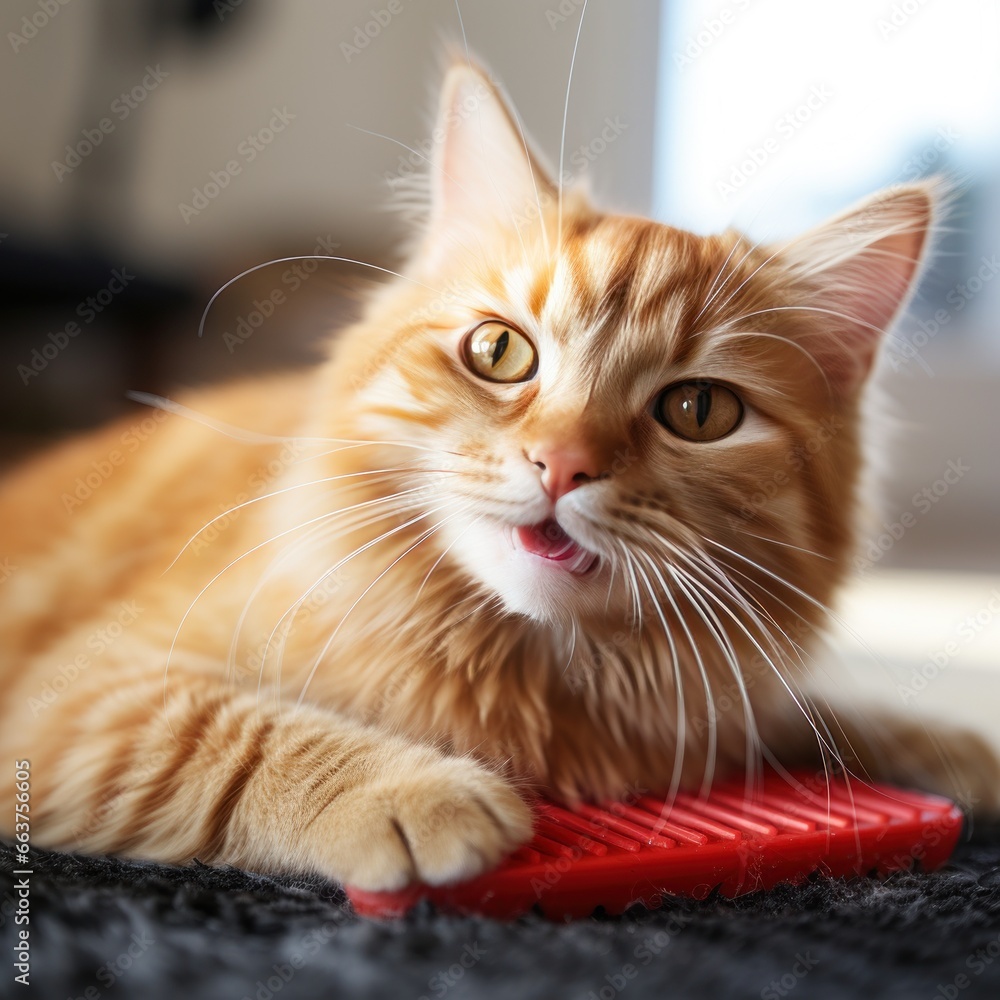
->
[[311, 747, 532, 891]]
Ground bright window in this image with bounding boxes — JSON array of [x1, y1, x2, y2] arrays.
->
[[654, 0, 1000, 365]]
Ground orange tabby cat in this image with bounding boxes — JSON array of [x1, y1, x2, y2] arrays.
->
[[1, 63, 994, 891]]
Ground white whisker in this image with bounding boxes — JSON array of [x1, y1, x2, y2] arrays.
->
[[196, 256, 442, 339], [556, 0, 589, 257], [295, 500, 466, 706]]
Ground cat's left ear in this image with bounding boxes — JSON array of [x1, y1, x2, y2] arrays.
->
[[777, 180, 940, 395], [422, 63, 556, 264]]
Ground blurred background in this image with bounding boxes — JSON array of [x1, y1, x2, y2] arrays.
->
[[1, 1, 997, 714]]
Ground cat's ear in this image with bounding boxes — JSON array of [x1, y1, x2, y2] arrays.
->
[[777, 180, 939, 394], [423, 63, 556, 261]]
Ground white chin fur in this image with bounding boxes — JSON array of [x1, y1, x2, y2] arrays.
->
[[443, 519, 598, 622]]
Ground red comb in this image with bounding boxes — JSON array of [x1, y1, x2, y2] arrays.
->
[[345, 772, 963, 920]]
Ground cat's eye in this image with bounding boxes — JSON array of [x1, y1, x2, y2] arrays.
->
[[654, 381, 744, 442], [462, 321, 538, 383]]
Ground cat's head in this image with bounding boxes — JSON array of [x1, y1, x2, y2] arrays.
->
[[331, 63, 936, 633]]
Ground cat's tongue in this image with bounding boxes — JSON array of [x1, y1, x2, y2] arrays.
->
[[516, 520, 597, 575]]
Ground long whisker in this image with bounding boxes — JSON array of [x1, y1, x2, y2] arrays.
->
[[230, 491, 429, 689], [692, 235, 767, 325], [196, 256, 442, 338], [637, 549, 717, 798], [712, 329, 832, 390], [703, 537, 894, 670], [414, 512, 482, 602], [164, 486, 431, 727], [556, 0, 589, 257], [561, 620, 580, 684], [639, 526, 769, 792], [708, 236, 802, 320], [294, 500, 466, 706], [454, 0, 549, 260], [268, 498, 456, 703], [724, 301, 921, 369], [166, 468, 422, 572], [667, 562, 762, 798], [347, 122, 479, 210], [440, 591, 500, 632], [691, 236, 749, 326], [681, 541, 878, 795], [454, 0, 472, 68], [509, 101, 551, 259], [692, 191, 782, 326], [656, 539, 839, 767], [256, 491, 443, 693], [730, 529, 833, 561], [624, 544, 686, 804], [126, 391, 449, 455]]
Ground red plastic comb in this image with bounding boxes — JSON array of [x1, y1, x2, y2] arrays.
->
[[345, 772, 963, 920]]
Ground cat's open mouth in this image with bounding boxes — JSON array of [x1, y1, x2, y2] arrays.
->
[[514, 519, 599, 575]]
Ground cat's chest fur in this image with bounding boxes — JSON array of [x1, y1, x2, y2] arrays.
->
[[278, 570, 769, 800]]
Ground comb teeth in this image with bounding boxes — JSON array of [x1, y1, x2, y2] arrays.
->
[[345, 773, 964, 921]]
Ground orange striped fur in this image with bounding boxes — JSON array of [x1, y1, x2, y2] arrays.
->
[[1, 63, 992, 890]]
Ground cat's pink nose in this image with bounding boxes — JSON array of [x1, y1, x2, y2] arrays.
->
[[525, 445, 600, 501]]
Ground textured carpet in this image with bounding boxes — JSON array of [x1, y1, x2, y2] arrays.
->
[[4, 827, 1000, 1000]]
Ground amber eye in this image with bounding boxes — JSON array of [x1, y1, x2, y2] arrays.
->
[[654, 381, 744, 442], [462, 321, 537, 383]]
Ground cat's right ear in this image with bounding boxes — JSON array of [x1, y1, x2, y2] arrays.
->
[[775, 180, 941, 396], [421, 63, 556, 267]]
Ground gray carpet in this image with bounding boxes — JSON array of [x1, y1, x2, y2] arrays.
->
[[4, 825, 1000, 1000]]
